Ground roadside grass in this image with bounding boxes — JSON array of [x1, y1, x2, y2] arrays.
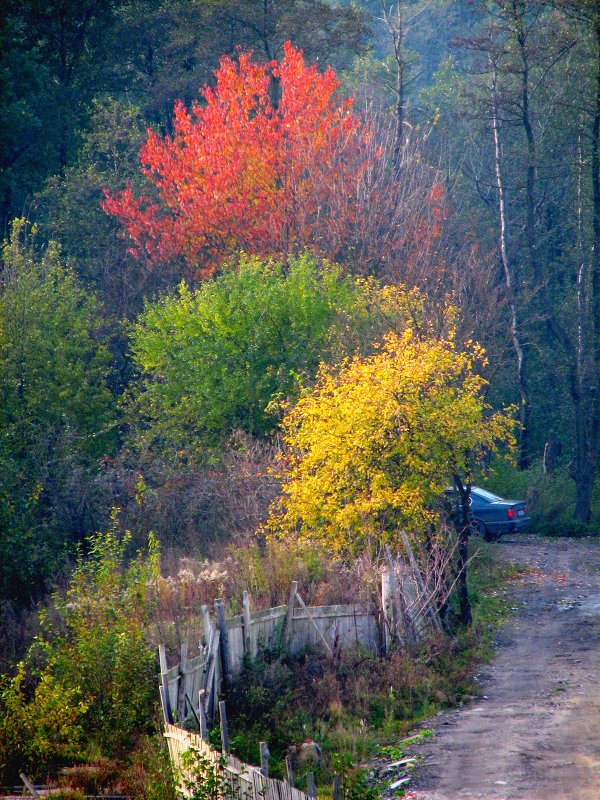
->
[[468, 540, 524, 660], [218, 542, 525, 793]]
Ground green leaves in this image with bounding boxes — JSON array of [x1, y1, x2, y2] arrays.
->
[[0, 521, 158, 779], [129, 253, 383, 451], [0, 219, 117, 600]]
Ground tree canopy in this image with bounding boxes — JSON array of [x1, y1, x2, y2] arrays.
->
[[129, 253, 427, 450], [103, 42, 374, 277], [268, 329, 516, 554], [0, 220, 116, 601]]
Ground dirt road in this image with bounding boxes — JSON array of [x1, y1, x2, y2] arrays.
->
[[410, 534, 600, 800]]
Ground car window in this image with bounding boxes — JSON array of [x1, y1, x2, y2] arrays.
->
[[471, 487, 504, 503]]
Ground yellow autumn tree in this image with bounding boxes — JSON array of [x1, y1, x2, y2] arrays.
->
[[268, 328, 515, 625], [268, 328, 516, 555]]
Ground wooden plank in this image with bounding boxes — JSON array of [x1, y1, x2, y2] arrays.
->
[[198, 690, 208, 739], [215, 599, 231, 683], [284, 582, 298, 645], [158, 644, 173, 724], [385, 546, 402, 645], [296, 592, 332, 654], [285, 756, 294, 787], [159, 643, 169, 674], [159, 684, 171, 725], [243, 590, 252, 653], [333, 774, 341, 800], [204, 628, 220, 719], [306, 773, 316, 800], [292, 604, 372, 618], [201, 605, 211, 645], [20, 773, 39, 797], [250, 605, 288, 622], [381, 569, 391, 655], [260, 742, 270, 777], [187, 653, 208, 671], [227, 622, 246, 675], [219, 700, 230, 753], [179, 639, 189, 721]]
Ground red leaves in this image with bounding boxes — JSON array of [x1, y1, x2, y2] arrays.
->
[[103, 42, 373, 277]]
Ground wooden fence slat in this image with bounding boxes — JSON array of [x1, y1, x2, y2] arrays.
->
[[285, 756, 294, 787], [219, 700, 230, 753], [333, 775, 341, 800], [306, 773, 316, 800], [243, 591, 252, 653], [215, 598, 231, 682], [260, 742, 269, 777], [296, 592, 332, 654], [204, 628, 220, 719]]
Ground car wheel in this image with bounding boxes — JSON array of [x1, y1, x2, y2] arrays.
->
[[470, 518, 490, 539]]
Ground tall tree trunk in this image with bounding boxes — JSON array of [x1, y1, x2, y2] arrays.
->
[[380, 0, 406, 170], [491, 58, 530, 469]]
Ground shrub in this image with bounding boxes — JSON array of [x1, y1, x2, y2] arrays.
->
[[0, 519, 160, 782]]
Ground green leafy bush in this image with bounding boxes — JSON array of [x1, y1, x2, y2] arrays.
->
[[0, 519, 160, 781], [0, 219, 117, 603], [129, 253, 425, 452]]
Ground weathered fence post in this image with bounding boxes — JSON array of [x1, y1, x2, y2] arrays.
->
[[381, 570, 391, 655], [284, 581, 298, 646], [158, 644, 173, 724], [178, 638, 189, 721], [219, 700, 230, 753], [332, 774, 342, 800], [285, 756, 295, 787], [385, 546, 403, 646], [260, 742, 270, 777], [204, 628, 220, 719], [201, 604, 211, 646], [198, 689, 208, 739], [306, 772, 317, 800], [242, 590, 252, 654], [215, 598, 230, 684]]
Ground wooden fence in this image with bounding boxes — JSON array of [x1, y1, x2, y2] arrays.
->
[[164, 723, 315, 800], [159, 585, 383, 727], [159, 540, 443, 728]]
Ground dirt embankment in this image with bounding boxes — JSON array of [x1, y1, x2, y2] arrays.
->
[[409, 535, 600, 800]]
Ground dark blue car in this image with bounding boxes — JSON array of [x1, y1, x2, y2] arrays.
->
[[445, 486, 530, 541]]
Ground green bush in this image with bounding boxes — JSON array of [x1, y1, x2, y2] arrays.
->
[[0, 519, 160, 782]]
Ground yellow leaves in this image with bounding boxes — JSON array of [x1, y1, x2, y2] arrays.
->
[[268, 330, 516, 555]]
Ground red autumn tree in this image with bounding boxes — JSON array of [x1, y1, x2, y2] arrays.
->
[[102, 42, 373, 277]]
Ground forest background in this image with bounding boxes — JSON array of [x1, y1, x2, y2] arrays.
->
[[2, 0, 600, 794]]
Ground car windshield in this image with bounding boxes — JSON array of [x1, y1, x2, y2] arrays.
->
[[472, 487, 504, 503]]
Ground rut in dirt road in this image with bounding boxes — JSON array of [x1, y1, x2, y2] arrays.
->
[[409, 535, 600, 800]]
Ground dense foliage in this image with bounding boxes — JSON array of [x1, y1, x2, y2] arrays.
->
[[269, 329, 515, 553], [0, 522, 158, 779], [103, 43, 374, 276], [0, 220, 116, 605], [129, 253, 428, 448], [3, 0, 600, 791]]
